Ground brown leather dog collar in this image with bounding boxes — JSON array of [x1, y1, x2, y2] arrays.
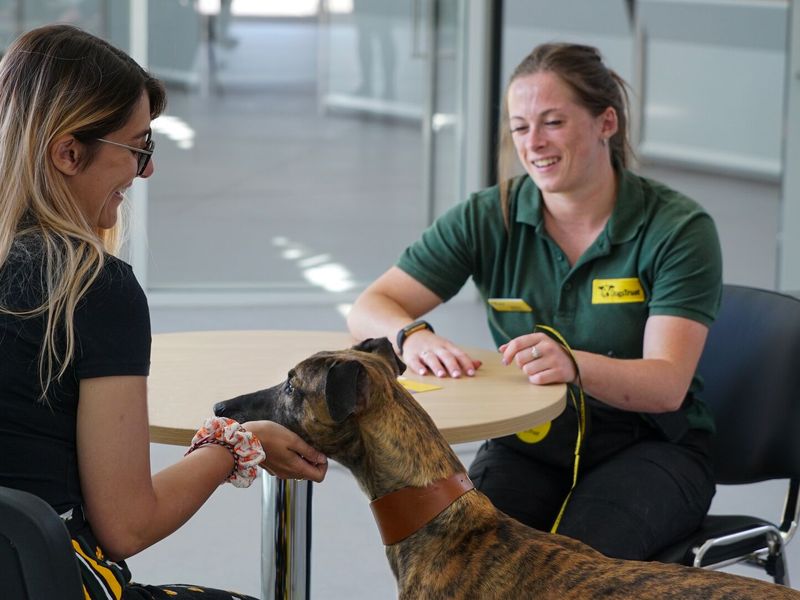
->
[[369, 472, 474, 545]]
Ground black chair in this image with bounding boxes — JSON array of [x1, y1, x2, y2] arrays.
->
[[0, 485, 83, 599], [652, 285, 800, 586]]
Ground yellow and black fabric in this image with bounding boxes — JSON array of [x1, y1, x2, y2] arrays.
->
[[66, 506, 257, 600]]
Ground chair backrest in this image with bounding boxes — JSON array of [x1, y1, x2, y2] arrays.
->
[[697, 284, 800, 484], [0, 485, 83, 600]]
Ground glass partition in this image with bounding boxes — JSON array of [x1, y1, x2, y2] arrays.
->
[[638, 0, 788, 181], [1, 0, 473, 301]]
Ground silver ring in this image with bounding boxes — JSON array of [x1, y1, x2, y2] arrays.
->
[[531, 345, 541, 360], [421, 350, 431, 357]]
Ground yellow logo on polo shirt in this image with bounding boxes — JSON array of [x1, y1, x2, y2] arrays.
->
[[592, 278, 645, 304]]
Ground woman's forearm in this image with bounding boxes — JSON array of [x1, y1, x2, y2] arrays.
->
[[348, 267, 444, 349], [348, 290, 415, 346], [96, 444, 234, 560], [573, 351, 691, 413]]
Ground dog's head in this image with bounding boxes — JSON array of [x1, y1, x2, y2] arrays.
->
[[213, 337, 406, 464]]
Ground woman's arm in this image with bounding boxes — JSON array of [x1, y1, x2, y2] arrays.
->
[[77, 376, 327, 561], [347, 266, 481, 377], [347, 267, 443, 343], [500, 315, 708, 413]]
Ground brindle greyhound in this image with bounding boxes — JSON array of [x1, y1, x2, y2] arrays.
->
[[214, 338, 800, 599]]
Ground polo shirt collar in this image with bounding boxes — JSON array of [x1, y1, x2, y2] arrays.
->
[[513, 170, 645, 244], [514, 176, 544, 229], [605, 168, 646, 245]]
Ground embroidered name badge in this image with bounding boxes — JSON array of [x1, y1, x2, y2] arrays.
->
[[488, 298, 533, 312], [592, 278, 646, 304]]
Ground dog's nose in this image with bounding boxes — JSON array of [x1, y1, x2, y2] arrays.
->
[[213, 401, 228, 417]]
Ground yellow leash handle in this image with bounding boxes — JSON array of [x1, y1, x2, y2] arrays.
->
[[534, 324, 587, 534]]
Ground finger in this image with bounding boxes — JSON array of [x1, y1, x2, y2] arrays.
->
[[287, 454, 325, 482], [405, 355, 431, 376], [517, 343, 545, 368], [500, 339, 524, 365], [522, 355, 547, 377], [315, 460, 329, 482], [449, 348, 480, 377], [272, 464, 303, 479], [502, 333, 543, 366], [438, 351, 466, 378], [289, 439, 328, 467], [528, 367, 563, 386], [420, 351, 447, 378], [299, 459, 328, 483]]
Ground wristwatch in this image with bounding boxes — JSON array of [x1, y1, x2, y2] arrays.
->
[[396, 320, 435, 355]]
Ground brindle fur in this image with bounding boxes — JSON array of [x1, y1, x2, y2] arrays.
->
[[215, 338, 800, 600]]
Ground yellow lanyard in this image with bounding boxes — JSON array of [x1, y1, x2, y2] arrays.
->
[[534, 324, 587, 534]]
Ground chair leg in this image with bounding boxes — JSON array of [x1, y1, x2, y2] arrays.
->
[[764, 533, 790, 587]]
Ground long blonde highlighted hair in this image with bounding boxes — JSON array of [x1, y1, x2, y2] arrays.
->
[[0, 25, 166, 400], [497, 43, 633, 229]]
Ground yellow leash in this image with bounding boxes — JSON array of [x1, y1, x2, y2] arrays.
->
[[534, 324, 587, 534]]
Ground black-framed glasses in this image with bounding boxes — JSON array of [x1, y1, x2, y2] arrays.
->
[[96, 134, 155, 176]]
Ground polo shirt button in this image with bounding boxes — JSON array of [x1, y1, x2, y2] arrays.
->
[[557, 254, 564, 261], [607, 350, 615, 357]]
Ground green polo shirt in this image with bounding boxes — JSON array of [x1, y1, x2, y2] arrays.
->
[[397, 169, 722, 434]]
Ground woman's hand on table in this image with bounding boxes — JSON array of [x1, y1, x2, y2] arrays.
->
[[243, 421, 328, 482], [500, 332, 577, 385], [401, 330, 482, 378]]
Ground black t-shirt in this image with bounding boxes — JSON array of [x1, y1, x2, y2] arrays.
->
[[0, 242, 150, 514]]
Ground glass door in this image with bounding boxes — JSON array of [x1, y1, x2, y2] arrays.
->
[[0, 0, 483, 301], [138, 0, 472, 301]]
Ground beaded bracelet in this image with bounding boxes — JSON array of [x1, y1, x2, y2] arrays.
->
[[185, 417, 266, 488]]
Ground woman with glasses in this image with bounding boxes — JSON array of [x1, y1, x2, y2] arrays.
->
[[0, 25, 327, 600]]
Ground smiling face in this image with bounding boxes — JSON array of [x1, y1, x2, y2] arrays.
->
[[507, 71, 617, 201], [65, 91, 154, 229]]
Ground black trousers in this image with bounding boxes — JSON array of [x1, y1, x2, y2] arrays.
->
[[467, 407, 715, 560]]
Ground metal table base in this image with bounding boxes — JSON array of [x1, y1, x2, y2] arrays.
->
[[261, 476, 312, 599]]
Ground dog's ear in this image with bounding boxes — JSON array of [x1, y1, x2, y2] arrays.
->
[[325, 360, 366, 423], [352, 337, 406, 376]]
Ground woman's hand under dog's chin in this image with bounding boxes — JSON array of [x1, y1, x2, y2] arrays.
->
[[243, 420, 329, 483]]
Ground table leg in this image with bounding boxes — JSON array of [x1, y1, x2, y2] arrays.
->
[[261, 475, 312, 599]]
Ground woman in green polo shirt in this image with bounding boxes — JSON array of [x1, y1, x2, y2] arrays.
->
[[347, 42, 722, 560]]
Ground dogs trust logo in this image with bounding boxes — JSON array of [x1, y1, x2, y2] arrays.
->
[[592, 278, 646, 304]]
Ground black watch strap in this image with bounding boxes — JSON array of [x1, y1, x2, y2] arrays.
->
[[396, 320, 435, 355]]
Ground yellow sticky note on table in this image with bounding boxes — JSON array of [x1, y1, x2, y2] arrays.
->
[[398, 377, 442, 393], [488, 298, 533, 312]]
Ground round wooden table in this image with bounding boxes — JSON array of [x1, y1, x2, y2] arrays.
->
[[148, 330, 566, 599]]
